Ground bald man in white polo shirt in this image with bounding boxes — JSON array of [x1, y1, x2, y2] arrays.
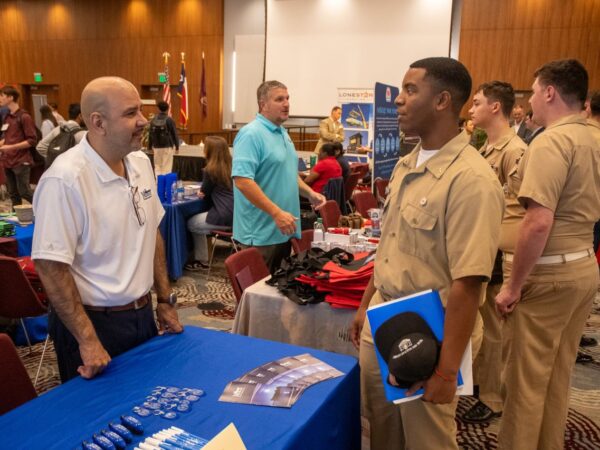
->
[[32, 77, 182, 382]]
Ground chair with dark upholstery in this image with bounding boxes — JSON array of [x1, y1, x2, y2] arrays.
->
[[0, 333, 37, 415], [352, 191, 378, 218], [343, 171, 361, 212], [0, 255, 49, 386], [224, 247, 270, 303], [319, 200, 342, 229], [291, 229, 314, 254], [322, 176, 346, 214], [374, 177, 390, 205], [206, 228, 238, 276]]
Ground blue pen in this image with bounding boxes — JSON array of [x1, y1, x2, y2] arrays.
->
[[139, 442, 172, 450], [138, 443, 161, 450], [145, 437, 186, 450], [161, 433, 208, 448], [157, 431, 205, 446], [167, 427, 207, 443], [154, 435, 202, 450]]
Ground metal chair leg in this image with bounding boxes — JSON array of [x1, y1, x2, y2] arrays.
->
[[19, 318, 33, 353], [34, 334, 50, 387], [206, 234, 218, 278]]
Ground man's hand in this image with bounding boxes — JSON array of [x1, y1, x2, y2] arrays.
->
[[350, 306, 367, 349], [273, 209, 297, 235], [77, 340, 112, 379], [309, 192, 327, 211], [495, 284, 521, 318], [405, 371, 457, 404], [156, 303, 184, 335]]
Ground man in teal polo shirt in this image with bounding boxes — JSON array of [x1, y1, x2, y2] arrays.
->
[[233, 80, 326, 272]]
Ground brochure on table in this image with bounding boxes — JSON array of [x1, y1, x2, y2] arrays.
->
[[219, 353, 344, 408], [367, 289, 473, 404]]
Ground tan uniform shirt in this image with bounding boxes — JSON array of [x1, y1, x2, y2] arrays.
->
[[587, 118, 600, 145], [373, 132, 504, 306], [517, 114, 600, 255], [480, 130, 527, 253], [314, 117, 344, 154]]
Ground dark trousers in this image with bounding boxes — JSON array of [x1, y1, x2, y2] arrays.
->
[[4, 164, 33, 207], [48, 302, 158, 382], [240, 241, 292, 274]]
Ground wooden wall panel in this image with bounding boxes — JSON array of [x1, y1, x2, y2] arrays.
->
[[0, 0, 223, 132], [460, 0, 600, 98]]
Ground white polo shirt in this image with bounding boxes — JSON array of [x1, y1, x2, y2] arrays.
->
[[32, 136, 164, 307]]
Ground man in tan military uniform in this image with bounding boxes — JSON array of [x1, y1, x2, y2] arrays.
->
[[463, 81, 527, 423], [314, 106, 344, 154], [350, 57, 504, 450], [587, 91, 600, 143], [496, 60, 600, 450]]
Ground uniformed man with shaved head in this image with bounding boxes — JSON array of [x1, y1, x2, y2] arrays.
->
[[32, 77, 182, 382]]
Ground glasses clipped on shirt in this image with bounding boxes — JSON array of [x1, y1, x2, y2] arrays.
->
[[130, 185, 146, 227]]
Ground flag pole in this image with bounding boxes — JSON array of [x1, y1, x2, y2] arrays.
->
[[162, 52, 172, 117]]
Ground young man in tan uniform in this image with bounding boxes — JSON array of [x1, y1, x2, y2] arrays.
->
[[587, 91, 600, 143], [463, 81, 527, 423], [314, 106, 344, 154], [496, 59, 600, 450], [350, 57, 504, 450]]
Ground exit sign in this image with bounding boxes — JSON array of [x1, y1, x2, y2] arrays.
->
[[33, 72, 43, 83], [158, 72, 166, 83]]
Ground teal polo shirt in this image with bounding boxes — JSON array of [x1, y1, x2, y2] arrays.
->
[[232, 114, 301, 246]]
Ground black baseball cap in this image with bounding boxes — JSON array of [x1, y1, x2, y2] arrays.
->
[[374, 311, 440, 388]]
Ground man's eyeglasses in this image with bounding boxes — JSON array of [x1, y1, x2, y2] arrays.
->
[[130, 185, 146, 227]]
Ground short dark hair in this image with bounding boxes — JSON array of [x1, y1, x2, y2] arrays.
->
[[256, 80, 287, 106], [331, 106, 341, 113], [590, 91, 600, 117], [321, 143, 337, 157], [534, 59, 588, 107], [157, 100, 169, 112], [409, 57, 472, 113], [332, 142, 344, 156], [68, 103, 81, 120], [0, 85, 20, 102], [477, 81, 515, 119]]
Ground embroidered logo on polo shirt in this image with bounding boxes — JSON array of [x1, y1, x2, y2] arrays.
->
[[141, 188, 152, 200]]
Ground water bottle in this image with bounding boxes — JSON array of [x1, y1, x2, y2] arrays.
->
[[368, 208, 381, 237], [176, 180, 184, 201], [171, 181, 178, 204], [313, 217, 325, 241]]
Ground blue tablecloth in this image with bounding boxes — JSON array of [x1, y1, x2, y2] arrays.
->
[[0, 327, 360, 450], [14, 223, 34, 256], [159, 199, 206, 280]]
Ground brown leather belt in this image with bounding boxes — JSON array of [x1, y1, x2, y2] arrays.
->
[[84, 293, 150, 313]]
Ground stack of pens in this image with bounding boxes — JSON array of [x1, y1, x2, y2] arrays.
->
[[134, 427, 209, 450]]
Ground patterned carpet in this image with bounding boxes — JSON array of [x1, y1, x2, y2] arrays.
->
[[13, 261, 600, 448]]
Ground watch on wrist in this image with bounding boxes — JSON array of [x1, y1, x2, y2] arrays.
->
[[158, 292, 177, 306]]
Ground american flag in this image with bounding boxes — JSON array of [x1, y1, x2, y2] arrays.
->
[[177, 59, 188, 128], [162, 52, 172, 116]]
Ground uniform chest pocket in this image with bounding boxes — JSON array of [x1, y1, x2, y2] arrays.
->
[[398, 202, 438, 260]]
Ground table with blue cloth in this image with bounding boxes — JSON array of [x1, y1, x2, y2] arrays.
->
[[0, 222, 34, 257], [160, 198, 207, 280], [0, 326, 360, 450]]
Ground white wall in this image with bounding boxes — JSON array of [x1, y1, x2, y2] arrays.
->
[[224, 0, 460, 124], [223, 0, 265, 127], [265, 0, 454, 117]]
